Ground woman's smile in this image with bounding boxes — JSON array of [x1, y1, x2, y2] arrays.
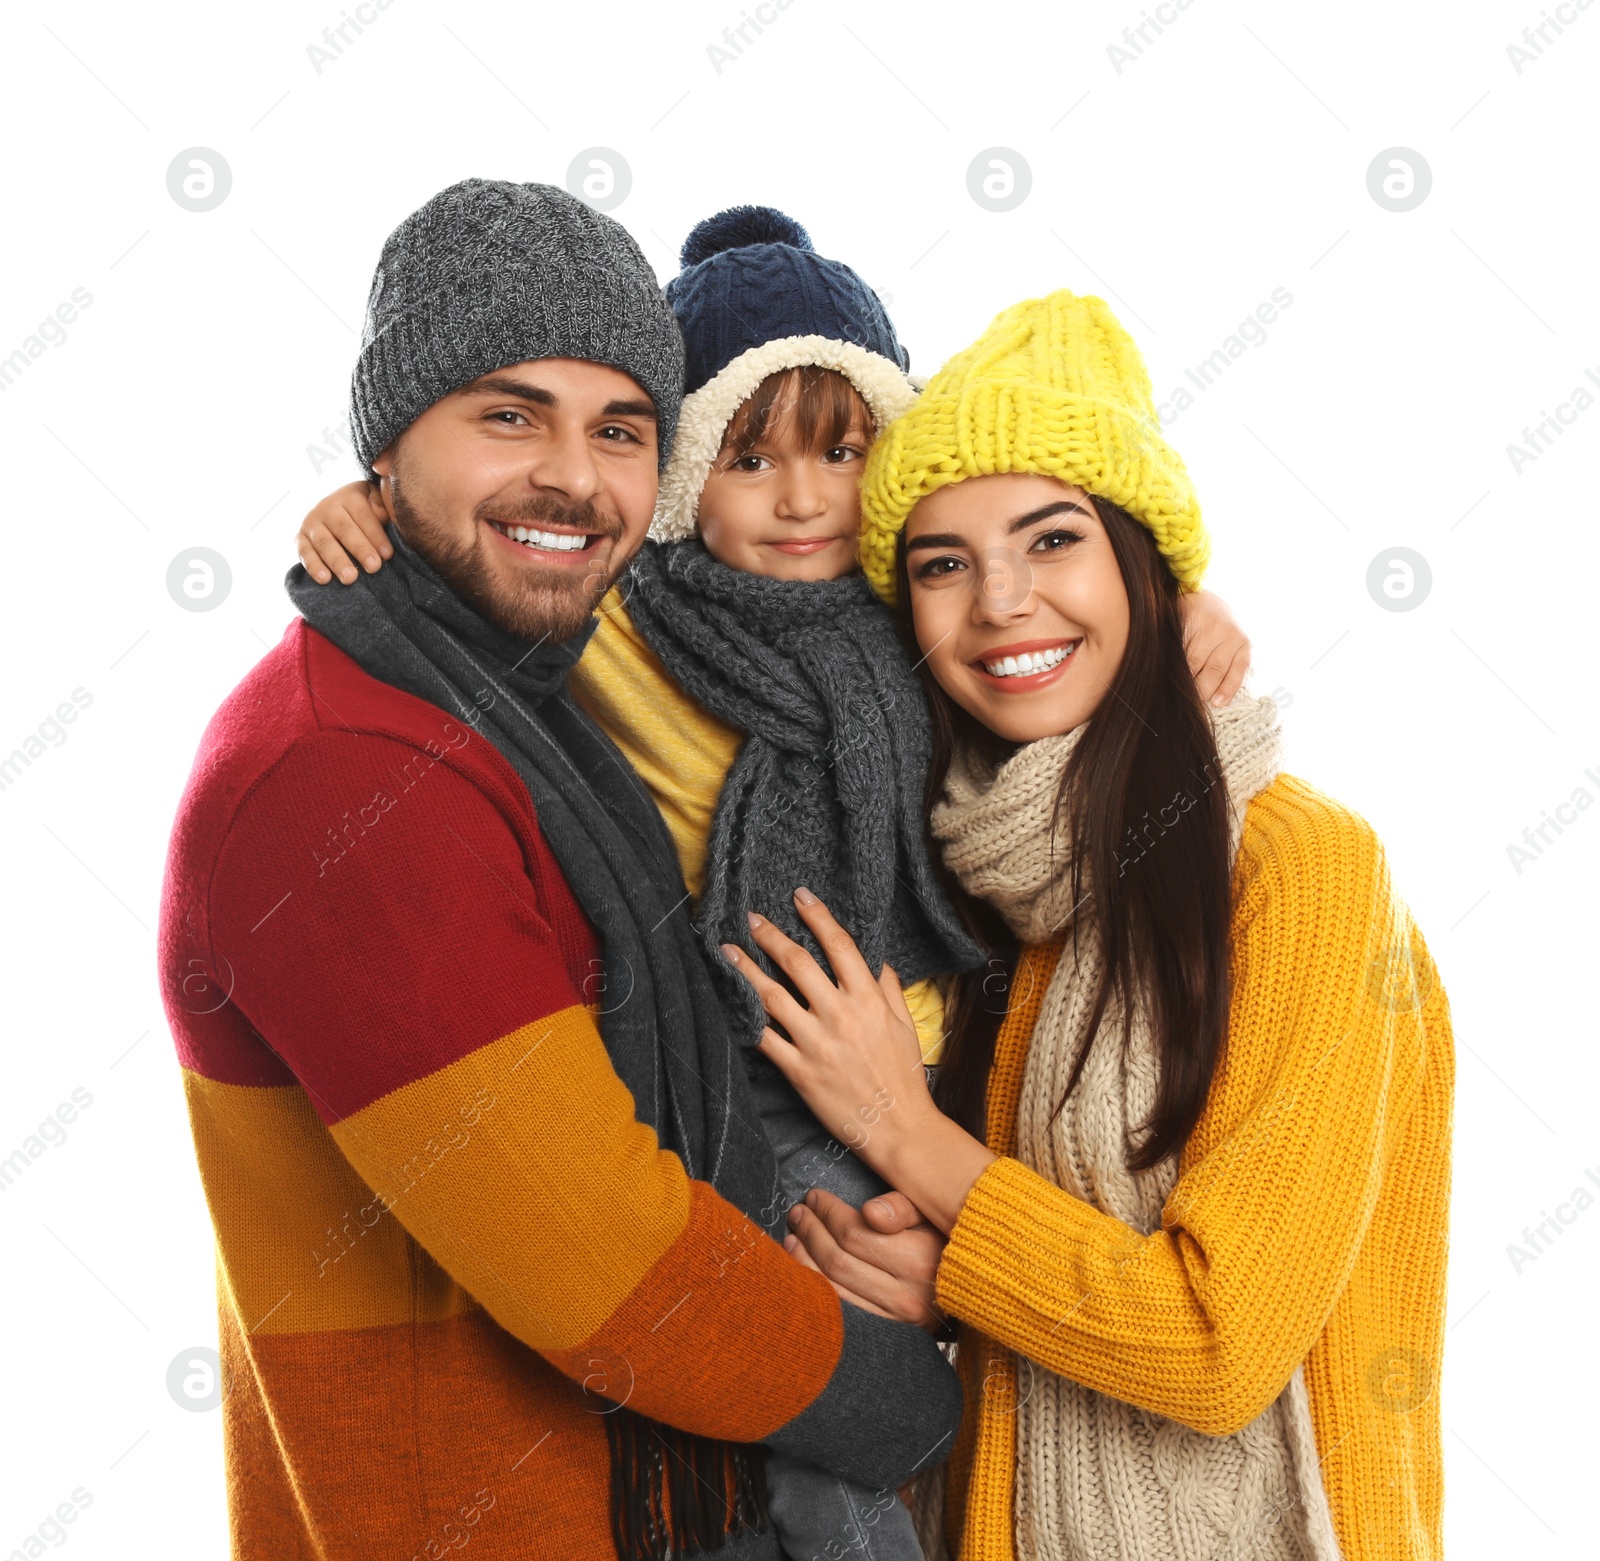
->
[[972, 636, 1081, 689]]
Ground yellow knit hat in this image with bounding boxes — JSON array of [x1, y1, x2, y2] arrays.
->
[[859, 289, 1209, 604]]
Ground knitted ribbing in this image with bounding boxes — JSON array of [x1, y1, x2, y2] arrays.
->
[[935, 698, 1344, 1561]]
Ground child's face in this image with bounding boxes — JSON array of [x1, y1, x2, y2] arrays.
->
[[696, 388, 872, 582]]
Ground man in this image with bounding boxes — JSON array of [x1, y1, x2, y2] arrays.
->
[[158, 179, 959, 1560]]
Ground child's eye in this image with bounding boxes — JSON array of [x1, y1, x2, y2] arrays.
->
[[1030, 527, 1084, 554], [913, 555, 966, 582], [823, 444, 864, 465], [727, 453, 771, 473]]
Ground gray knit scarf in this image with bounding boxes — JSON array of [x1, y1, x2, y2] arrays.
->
[[622, 540, 984, 1042], [287, 538, 777, 1560]]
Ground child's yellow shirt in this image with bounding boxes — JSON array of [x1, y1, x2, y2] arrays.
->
[[571, 586, 948, 1064]]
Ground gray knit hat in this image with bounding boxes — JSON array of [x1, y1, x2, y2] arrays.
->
[[349, 178, 684, 472]]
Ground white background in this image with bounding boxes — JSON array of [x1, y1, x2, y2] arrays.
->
[[1, 0, 1595, 1554]]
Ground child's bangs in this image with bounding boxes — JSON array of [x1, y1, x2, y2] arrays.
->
[[722, 367, 873, 457]]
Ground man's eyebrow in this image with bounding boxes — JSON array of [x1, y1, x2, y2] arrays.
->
[[458, 376, 556, 405], [454, 379, 656, 423]]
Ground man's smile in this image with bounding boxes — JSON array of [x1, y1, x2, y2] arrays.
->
[[486, 518, 608, 564]]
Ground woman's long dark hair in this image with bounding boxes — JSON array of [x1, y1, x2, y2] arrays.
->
[[899, 496, 1235, 1171]]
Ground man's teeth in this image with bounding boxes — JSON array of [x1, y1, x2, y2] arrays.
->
[[982, 644, 1076, 678], [492, 521, 589, 552]]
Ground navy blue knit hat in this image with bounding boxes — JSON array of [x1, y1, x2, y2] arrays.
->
[[666, 207, 908, 394], [652, 206, 917, 541]]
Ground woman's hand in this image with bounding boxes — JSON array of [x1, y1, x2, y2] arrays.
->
[[723, 890, 936, 1179], [724, 891, 997, 1234], [782, 1188, 948, 1334], [1178, 589, 1252, 706], [296, 480, 393, 585]]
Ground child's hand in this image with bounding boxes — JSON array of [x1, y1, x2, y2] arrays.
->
[[1179, 589, 1252, 707], [296, 480, 393, 585]]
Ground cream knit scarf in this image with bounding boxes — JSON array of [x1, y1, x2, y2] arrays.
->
[[932, 696, 1344, 1561]]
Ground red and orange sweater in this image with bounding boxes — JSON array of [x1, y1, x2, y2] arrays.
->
[[159, 619, 958, 1560]]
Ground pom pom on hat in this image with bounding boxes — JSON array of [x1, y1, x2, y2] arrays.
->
[[651, 202, 915, 542], [667, 205, 905, 396], [679, 205, 814, 266]]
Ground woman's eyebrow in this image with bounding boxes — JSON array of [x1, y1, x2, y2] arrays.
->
[[1007, 500, 1094, 534], [906, 500, 1094, 553]]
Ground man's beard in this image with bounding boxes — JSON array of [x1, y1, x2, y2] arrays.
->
[[390, 474, 626, 644]]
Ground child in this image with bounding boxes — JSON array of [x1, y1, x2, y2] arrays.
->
[[296, 207, 1254, 1559]]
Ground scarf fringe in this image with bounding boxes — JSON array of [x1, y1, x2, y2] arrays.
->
[[606, 1407, 770, 1559]]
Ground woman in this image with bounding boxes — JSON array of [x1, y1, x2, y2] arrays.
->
[[722, 290, 1452, 1561]]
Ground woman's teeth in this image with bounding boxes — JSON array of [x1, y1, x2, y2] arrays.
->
[[982, 643, 1076, 678], [492, 521, 589, 552]]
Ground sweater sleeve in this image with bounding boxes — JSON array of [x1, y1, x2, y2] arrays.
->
[[205, 727, 958, 1484], [935, 790, 1436, 1437]]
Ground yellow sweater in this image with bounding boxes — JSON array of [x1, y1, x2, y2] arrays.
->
[[935, 776, 1453, 1561], [571, 587, 949, 1061]]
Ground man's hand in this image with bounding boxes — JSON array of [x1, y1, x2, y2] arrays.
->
[[783, 1188, 948, 1334], [861, 1189, 926, 1234]]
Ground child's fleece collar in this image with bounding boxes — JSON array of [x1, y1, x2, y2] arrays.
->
[[648, 335, 919, 544]]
